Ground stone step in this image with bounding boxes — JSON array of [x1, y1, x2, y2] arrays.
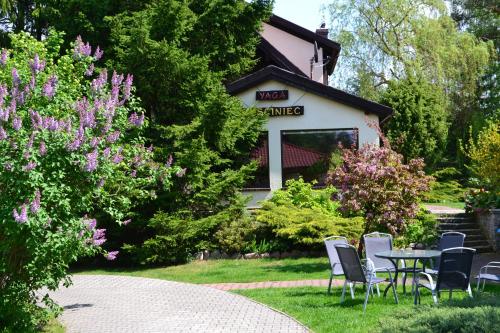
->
[[439, 228, 484, 235], [437, 218, 475, 224], [464, 239, 489, 247], [438, 222, 477, 230], [434, 212, 469, 218]]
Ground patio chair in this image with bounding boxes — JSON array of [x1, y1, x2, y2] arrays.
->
[[476, 261, 500, 293], [335, 244, 398, 313], [324, 236, 351, 296], [424, 232, 466, 275], [414, 247, 475, 305], [364, 232, 409, 294]]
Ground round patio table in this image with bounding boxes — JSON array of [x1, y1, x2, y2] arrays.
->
[[375, 249, 441, 297]]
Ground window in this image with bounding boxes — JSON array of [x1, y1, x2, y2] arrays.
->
[[281, 129, 357, 187], [244, 132, 270, 189]]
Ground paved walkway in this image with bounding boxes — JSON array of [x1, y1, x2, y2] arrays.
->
[[424, 204, 465, 215], [48, 275, 308, 333]]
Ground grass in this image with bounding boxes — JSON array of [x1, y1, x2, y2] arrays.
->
[[236, 285, 500, 333], [42, 318, 65, 333], [75, 257, 331, 284], [423, 201, 465, 209]]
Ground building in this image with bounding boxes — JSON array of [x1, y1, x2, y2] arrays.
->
[[227, 15, 392, 207]]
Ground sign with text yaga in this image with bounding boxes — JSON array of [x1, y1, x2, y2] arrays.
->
[[256, 90, 289, 101], [259, 106, 304, 117]]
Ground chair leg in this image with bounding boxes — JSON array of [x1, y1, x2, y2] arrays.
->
[[476, 277, 481, 294], [432, 290, 438, 304], [414, 285, 419, 305], [327, 272, 334, 294], [363, 283, 372, 313], [467, 284, 473, 298], [387, 271, 398, 304], [482, 279, 486, 292], [350, 282, 355, 299], [376, 283, 380, 297], [341, 280, 348, 303], [402, 272, 407, 294]]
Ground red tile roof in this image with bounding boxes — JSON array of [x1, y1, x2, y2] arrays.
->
[[251, 141, 326, 169]]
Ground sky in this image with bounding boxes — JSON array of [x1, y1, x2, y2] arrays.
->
[[272, 0, 330, 32]]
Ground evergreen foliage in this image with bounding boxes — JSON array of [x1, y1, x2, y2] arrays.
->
[[380, 76, 448, 167]]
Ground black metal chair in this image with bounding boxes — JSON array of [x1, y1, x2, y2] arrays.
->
[[335, 244, 398, 312], [425, 232, 466, 275], [324, 236, 350, 295], [415, 247, 475, 304]]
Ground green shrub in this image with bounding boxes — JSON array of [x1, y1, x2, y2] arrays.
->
[[394, 208, 438, 248], [214, 209, 258, 255], [424, 167, 466, 203], [269, 178, 340, 216], [255, 202, 364, 250], [377, 296, 500, 333]]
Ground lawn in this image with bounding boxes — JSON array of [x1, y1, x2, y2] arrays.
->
[[423, 201, 465, 209], [236, 285, 500, 333], [75, 257, 332, 284]]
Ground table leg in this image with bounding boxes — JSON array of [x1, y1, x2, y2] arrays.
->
[[383, 258, 398, 298], [411, 259, 418, 295]]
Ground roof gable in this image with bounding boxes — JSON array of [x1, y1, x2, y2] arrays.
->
[[227, 65, 392, 120]]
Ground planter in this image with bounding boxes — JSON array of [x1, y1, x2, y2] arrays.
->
[[475, 209, 500, 252]]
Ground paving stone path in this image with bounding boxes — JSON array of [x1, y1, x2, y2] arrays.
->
[[48, 275, 309, 333]]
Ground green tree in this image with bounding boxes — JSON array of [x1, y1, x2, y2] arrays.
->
[[105, 0, 273, 261], [326, 0, 493, 162], [380, 76, 448, 167]]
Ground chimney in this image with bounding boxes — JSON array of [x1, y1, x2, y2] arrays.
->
[[316, 23, 329, 39]]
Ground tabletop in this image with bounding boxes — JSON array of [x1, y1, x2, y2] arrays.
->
[[375, 249, 441, 260]]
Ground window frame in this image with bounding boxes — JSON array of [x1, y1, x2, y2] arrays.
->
[[280, 128, 359, 188]]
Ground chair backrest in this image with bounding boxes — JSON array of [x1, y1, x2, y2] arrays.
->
[[436, 247, 475, 291], [363, 232, 393, 270], [324, 236, 348, 275], [335, 244, 367, 283], [434, 232, 466, 269]]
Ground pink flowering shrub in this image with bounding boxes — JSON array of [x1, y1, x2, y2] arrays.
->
[[327, 129, 432, 247], [0, 32, 180, 330]]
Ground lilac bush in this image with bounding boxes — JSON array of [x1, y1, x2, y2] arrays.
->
[[0, 32, 180, 330], [327, 129, 432, 248]]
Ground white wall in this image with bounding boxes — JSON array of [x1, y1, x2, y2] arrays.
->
[[239, 80, 380, 207], [261, 23, 325, 83]]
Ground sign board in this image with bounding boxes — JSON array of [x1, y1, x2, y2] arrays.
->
[[259, 106, 304, 117], [256, 90, 289, 101]]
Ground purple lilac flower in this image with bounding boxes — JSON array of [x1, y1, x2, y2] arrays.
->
[[123, 74, 133, 100], [90, 137, 100, 148], [130, 170, 137, 178], [112, 153, 123, 164], [0, 109, 8, 122], [30, 190, 41, 214], [94, 46, 103, 61], [0, 49, 7, 66], [106, 131, 120, 143], [74, 36, 92, 58], [176, 168, 186, 177], [85, 63, 94, 76], [23, 161, 37, 172], [104, 251, 119, 260], [13, 204, 28, 223], [166, 155, 173, 167], [67, 127, 85, 151], [123, 219, 131, 226], [0, 126, 7, 140], [9, 98, 16, 115], [29, 109, 42, 129], [103, 147, 111, 158], [91, 70, 107, 92], [92, 228, 106, 246], [39, 141, 47, 156], [84, 218, 97, 230], [84, 150, 99, 172], [30, 54, 45, 74], [111, 71, 124, 86], [43, 116, 59, 131], [128, 112, 144, 127], [42, 75, 58, 99], [97, 178, 105, 188], [26, 133, 35, 150], [29, 75, 36, 90], [147, 145, 153, 153], [12, 116, 22, 131], [11, 68, 21, 86]]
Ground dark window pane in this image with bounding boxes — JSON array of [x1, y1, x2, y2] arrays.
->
[[281, 129, 357, 187], [245, 132, 270, 189]]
